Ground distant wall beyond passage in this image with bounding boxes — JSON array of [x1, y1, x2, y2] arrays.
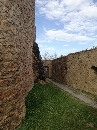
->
[[52, 49, 97, 95], [0, 0, 35, 129], [43, 60, 52, 78]]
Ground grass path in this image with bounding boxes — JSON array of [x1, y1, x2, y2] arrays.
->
[[17, 83, 97, 130], [48, 79, 97, 109]]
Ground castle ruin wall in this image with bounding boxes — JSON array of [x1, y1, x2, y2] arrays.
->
[[0, 0, 35, 129], [52, 48, 97, 95], [43, 60, 52, 78]]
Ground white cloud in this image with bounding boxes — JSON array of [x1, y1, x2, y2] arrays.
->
[[39, 44, 43, 47], [36, 0, 97, 21], [78, 42, 88, 44], [40, 4, 64, 19], [45, 29, 94, 42], [38, 43, 56, 51], [36, 0, 47, 6], [36, 0, 97, 43], [81, 4, 97, 19], [63, 48, 77, 52], [55, 22, 61, 26], [94, 44, 97, 46], [63, 44, 69, 46], [45, 47, 56, 50], [36, 39, 51, 43]]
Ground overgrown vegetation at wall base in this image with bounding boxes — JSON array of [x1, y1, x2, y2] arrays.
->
[[17, 83, 97, 130]]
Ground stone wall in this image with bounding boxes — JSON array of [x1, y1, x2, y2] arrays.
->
[[43, 60, 52, 78], [0, 0, 35, 129], [33, 42, 46, 83], [52, 57, 67, 82], [52, 48, 97, 95]]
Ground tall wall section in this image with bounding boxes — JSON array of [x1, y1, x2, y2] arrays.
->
[[33, 42, 46, 83], [52, 48, 97, 95], [0, 0, 35, 129]]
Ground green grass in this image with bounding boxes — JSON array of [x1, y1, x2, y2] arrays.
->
[[17, 83, 97, 130], [51, 78, 97, 102]]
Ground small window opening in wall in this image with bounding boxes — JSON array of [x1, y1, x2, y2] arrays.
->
[[91, 66, 97, 72]]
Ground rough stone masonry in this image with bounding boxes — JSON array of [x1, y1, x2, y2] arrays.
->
[[0, 0, 35, 129], [33, 42, 46, 83], [51, 48, 97, 95]]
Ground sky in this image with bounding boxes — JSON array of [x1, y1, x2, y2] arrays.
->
[[36, 0, 97, 57]]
